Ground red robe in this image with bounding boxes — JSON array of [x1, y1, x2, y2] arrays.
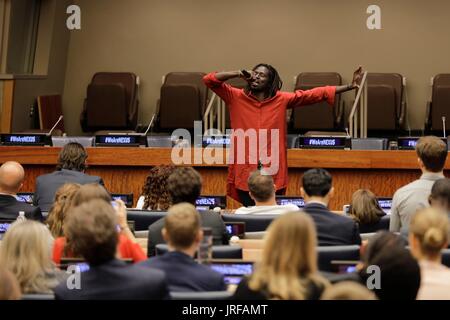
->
[[203, 72, 336, 202]]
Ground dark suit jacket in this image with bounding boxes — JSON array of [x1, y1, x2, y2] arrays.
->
[[33, 169, 104, 211], [303, 203, 361, 246], [0, 194, 43, 221], [139, 251, 226, 292], [147, 209, 228, 256], [54, 259, 169, 300]]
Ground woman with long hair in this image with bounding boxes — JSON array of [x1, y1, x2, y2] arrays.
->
[[0, 220, 59, 294], [136, 165, 175, 210], [233, 212, 329, 300]]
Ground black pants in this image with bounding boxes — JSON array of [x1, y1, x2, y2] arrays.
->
[[237, 188, 286, 207]]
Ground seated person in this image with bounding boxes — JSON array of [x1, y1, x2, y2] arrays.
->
[[390, 136, 447, 232], [0, 220, 61, 294], [428, 178, 450, 216], [235, 170, 299, 215], [0, 161, 42, 221], [233, 212, 329, 300], [140, 203, 226, 292], [52, 184, 146, 264], [358, 231, 420, 300], [54, 200, 169, 300], [409, 208, 450, 300], [348, 189, 386, 233], [147, 167, 228, 256], [33, 142, 104, 211], [301, 169, 361, 246], [135, 165, 175, 210]]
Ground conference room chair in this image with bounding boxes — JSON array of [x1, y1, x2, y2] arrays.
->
[[425, 74, 450, 134], [80, 72, 139, 132], [441, 249, 450, 268], [317, 245, 360, 272], [221, 214, 278, 232], [155, 244, 243, 259], [21, 293, 55, 300], [358, 215, 390, 234], [290, 72, 343, 133], [156, 72, 208, 132], [170, 291, 233, 300], [366, 73, 406, 133], [126, 210, 167, 231]]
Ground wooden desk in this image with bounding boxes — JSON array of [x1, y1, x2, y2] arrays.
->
[[1, 147, 448, 210]]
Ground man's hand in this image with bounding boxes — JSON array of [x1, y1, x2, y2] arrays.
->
[[239, 69, 254, 82], [352, 66, 364, 89]]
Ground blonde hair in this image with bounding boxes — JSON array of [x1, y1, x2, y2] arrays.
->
[[0, 267, 21, 300], [46, 183, 81, 238], [410, 207, 449, 258], [349, 189, 385, 225], [165, 203, 200, 249], [321, 281, 377, 300], [0, 221, 57, 294], [249, 212, 328, 300]]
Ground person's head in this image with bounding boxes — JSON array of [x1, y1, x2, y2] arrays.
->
[[360, 231, 420, 300], [415, 136, 447, 173], [56, 142, 88, 172], [321, 281, 377, 300], [0, 220, 56, 294], [64, 200, 118, 266], [247, 63, 282, 98], [46, 183, 81, 238], [349, 189, 385, 225], [141, 165, 175, 210], [0, 161, 25, 194], [71, 183, 111, 207], [249, 212, 327, 300], [248, 170, 276, 204], [301, 168, 334, 204], [0, 267, 21, 300], [409, 207, 449, 262], [167, 167, 202, 205], [429, 178, 450, 213], [162, 203, 202, 254]]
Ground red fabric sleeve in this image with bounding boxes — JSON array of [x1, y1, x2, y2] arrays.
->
[[52, 237, 66, 265], [118, 235, 147, 263], [286, 86, 336, 109], [202, 72, 236, 104]]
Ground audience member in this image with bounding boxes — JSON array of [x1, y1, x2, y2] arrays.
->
[[428, 178, 450, 215], [235, 170, 299, 214], [409, 208, 450, 300], [359, 231, 420, 300], [233, 212, 329, 300], [33, 142, 104, 211], [349, 189, 386, 233], [54, 200, 169, 300], [0, 267, 21, 300], [140, 203, 226, 292], [0, 221, 60, 294], [147, 167, 228, 256], [52, 184, 146, 264], [136, 165, 175, 210], [0, 161, 42, 221], [46, 183, 81, 238], [301, 169, 361, 246], [321, 281, 377, 300], [390, 136, 447, 232]]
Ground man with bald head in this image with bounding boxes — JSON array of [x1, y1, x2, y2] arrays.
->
[[0, 161, 42, 221]]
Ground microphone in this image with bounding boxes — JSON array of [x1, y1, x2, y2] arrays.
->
[[47, 116, 63, 136], [443, 116, 447, 138], [345, 127, 350, 137], [143, 113, 157, 136]]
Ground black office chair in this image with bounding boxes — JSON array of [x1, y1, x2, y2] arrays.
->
[[317, 245, 360, 272], [21, 293, 55, 300], [155, 244, 242, 259], [170, 291, 232, 300], [442, 249, 450, 268], [126, 210, 167, 231], [358, 215, 390, 234], [221, 214, 278, 232]]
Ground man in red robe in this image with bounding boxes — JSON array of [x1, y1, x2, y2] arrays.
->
[[203, 64, 363, 206]]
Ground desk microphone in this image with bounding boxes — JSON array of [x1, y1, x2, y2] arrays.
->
[[443, 116, 447, 138], [47, 116, 63, 136], [345, 127, 350, 137], [143, 113, 157, 136]]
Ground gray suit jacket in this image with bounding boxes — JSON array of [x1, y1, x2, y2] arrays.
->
[[33, 169, 104, 211]]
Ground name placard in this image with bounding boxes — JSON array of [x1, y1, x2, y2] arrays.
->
[[195, 196, 227, 209], [297, 136, 350, 149], [201, 135, 231, 148], [95, 135, 145, 147], [1, 134, 49, 146], [397, 137, 448, 150]]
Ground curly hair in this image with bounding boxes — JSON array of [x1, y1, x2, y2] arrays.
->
[[167, 167, 202, 205], [56, 142, 88, 172], [46, 183, 81, 238], [141, 165, 175, 210]]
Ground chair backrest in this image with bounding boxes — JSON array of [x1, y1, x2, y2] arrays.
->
[[367, 85, 397, 130], [292, 72, 342, 131], [21, 293, 55, 300], [221, 214, 278, 232], [367, 73, 403, 118], [37, 95, 65, 132], [317, 245, 360, 272], [155, 244, 242, 259], [81, 72, 138, 131], [170, 291, 232, 300], [431, 75, 450, 131], [126, 210, 167, 231], [442, 249, 450, 268], [358, 215, 390, 234]]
